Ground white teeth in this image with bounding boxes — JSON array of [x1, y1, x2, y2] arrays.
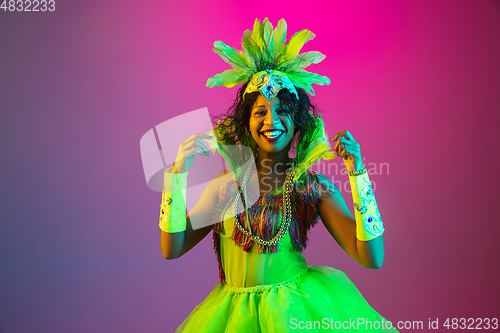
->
[[262, 131, 283, 138]]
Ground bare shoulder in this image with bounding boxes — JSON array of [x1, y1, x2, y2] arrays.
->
[[211, 169, 233, 186], [214, 168, 231, 179], [185, 169, 235, 231], [203, 169, 234, 200], [313, 171, 352, 218], [306, 170, 340, 201]]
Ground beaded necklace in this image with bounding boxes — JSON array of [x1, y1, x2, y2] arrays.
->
[[233, 163, 295, 246]]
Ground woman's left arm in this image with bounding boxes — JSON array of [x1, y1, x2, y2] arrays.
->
[[318, 130, 385, 269], [318, 189, 384, 269]]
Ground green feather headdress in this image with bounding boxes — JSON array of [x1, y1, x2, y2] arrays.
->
[[206, 18, 331, 96]]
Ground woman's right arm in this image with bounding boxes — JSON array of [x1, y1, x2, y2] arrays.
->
[[159, 132, 229, 260]]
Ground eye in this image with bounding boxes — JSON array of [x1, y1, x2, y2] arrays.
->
[[278, 109, 292, 117], [255, 110, 266, 116]]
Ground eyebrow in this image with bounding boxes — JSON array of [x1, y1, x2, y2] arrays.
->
[[252, 105, 283, 110]]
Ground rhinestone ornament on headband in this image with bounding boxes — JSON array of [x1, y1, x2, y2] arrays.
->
[[244, 70, 299, 102]]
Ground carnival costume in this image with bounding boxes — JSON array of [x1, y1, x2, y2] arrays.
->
[[160, 18, 396, 332]]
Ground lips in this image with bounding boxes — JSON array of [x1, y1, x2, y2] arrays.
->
[[260, 129, 285, 142]]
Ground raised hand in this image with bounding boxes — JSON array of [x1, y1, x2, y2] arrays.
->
[[173, 133, 213, 173], [332, 130, 364, 172]]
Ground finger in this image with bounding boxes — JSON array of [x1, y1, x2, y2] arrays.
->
[[187, 139, 209, 150], [345, 130, 356, 142], [339, 138, 355, 149], [189, 141, 209, 156], [340, 137, 354, 147], [195, 146, 208, 156], [334, 140, 341, 152], [196, 133, 214, 140], [335, 142, 344, 157], [188, 133, 212, 143], [332, 130, 347, 142], [339, 139, 353, 150], [340, 137, 359, 150], [195, 141, 210, 155], [188, 145, 208, 157], [186, 142, 209, 156], [337, 141, 350, 153], [339, 137, 351, 146], [194, 133, 214, 141]]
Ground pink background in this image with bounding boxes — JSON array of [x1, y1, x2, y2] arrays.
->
[[1, 0, 499, 332]]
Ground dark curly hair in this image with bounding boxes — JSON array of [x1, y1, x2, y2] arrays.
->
[[212, 80, 318, 157]]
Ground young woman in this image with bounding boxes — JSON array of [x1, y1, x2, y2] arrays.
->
[[159, 18, 397, 332]]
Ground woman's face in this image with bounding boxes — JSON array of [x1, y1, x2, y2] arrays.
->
[[249, 94, 295, 154]]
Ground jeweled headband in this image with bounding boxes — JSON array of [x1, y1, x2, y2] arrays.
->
[[245, 70, 298, 101], [206, 18, 331, 102]]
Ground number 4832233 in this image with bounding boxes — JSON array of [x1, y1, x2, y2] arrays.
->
[[1, 0, 55, 11]]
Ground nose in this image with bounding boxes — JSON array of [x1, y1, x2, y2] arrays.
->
[[264, 110, 280, 125]]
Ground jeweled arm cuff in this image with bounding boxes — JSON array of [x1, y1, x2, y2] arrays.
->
[[159, 167, 188, 233], [348, 172, 385, 241]]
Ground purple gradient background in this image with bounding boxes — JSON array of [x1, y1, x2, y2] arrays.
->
[[1, 0, 499, 332]]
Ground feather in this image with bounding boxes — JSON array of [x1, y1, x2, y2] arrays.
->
[[213, 41, 249, 69], [242, 31, 262, 61], [241, 30, 257, 69], [251, 18, 263, 50], [286, 69, 330, 86], [283, 30, 316, 62], [269, 18, 287, 60], [284, 51, 326, 70], [294, 114, 336, 182], [262, 18, 274, 58], [212, 121, 240, 178], [206, 68, 249, 88]]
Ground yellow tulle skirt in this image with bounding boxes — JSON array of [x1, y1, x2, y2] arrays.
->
[[175, 265, 399, 332]]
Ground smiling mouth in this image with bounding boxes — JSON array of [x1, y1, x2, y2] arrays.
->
[[260, 130, 285, 141]]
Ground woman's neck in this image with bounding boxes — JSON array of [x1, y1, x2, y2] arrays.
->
[[255, 150, 292, 175]]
